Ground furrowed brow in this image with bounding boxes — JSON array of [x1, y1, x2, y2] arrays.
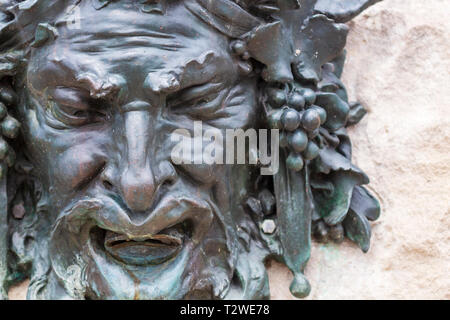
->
[[75, 72, 126, 100], [45, 59, 127, 101], [143, 50, 221, 94]]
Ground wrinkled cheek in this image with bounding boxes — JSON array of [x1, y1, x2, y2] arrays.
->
[[53, 144, 106, 192], [21, 117, 105, 194], [169, 132, 226, 185], [19, 100, 108, 195]]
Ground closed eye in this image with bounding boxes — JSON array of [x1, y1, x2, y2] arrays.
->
[[47, 100, 107, 128], [168, 82, 223, 107], [167, 82, 229, 119], [44, 86, 109, 128]]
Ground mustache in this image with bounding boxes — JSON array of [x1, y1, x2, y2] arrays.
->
[[49, 192, 240, 299], [54, 193, 215, 243]]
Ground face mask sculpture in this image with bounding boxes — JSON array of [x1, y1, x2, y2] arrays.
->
[[0, 0, 382, 300]]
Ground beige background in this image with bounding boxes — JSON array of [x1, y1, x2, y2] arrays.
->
[[9, 0, 450, 300]]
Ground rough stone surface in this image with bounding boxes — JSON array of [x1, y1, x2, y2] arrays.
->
[[268, 0, 450, 300], [8, 280, 28, 300], [8, 0, 450, 300]]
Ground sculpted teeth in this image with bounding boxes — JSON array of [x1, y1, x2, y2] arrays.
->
[[104, 229, 183, 248]]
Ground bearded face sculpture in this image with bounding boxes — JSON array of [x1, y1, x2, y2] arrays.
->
[[0, 0, 381, 300]]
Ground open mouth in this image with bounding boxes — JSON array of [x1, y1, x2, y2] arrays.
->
[[97, 225, 185, 266]]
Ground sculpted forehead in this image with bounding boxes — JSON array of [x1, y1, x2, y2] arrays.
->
[[64, 1, 205, 55], [27, 1, 235, 94]]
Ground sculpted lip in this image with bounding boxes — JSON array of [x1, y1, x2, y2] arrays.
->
[[102, 226, 184, 266]]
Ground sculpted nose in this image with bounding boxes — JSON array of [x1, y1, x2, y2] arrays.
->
[[101, 160, 177, 213], [101, 101, 177, 213], [120, 165, 156, 212], [117, 101, 159, 212]]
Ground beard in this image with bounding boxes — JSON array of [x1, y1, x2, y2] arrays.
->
[[46, 187, 240, 300], [9, 166, 270, 300]]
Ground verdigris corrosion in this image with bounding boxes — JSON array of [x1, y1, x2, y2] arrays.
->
[[0, 0, 381, 300]]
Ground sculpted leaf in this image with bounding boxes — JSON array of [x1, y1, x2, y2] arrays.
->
[[274, 151, 313, 298], [185, 0, 261, 38], [246, 21, 294, 82], [315, 92, 350, 131], [350, 186, 381, 221], [343, 207, 372, 253], [293, 14, 349, 83], [314, 170, 362, 226], [314, 0, 382, 22]]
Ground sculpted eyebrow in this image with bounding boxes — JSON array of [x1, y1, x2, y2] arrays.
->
[[45, 60, 123, 100], [51, 87, 91, 109], [144, 51, 223, 94]]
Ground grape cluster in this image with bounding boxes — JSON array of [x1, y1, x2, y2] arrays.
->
[[0, 84, 20, 178], [267, 86, 326, 171]]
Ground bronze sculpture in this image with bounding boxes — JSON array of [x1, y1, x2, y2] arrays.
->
[[0, 0, 381, 300]]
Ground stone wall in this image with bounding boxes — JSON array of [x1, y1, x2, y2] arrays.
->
[[9, 0, 450, 300]]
